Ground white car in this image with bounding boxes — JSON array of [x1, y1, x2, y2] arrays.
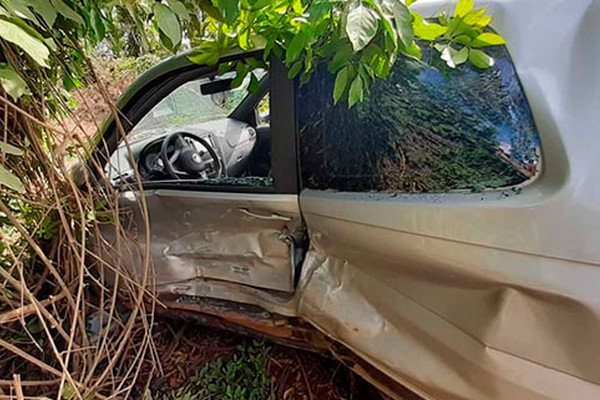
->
[[92, 0, 600, 398]]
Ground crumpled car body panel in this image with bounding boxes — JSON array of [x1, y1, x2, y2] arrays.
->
[[297, 195, 600, 399], [101, 190, 302, 294], [293, 0, 600, 397]]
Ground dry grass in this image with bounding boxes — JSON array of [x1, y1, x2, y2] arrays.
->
[[0, 43, 156, 399]]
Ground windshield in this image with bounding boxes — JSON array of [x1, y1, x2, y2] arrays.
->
[[128, 70, 261, 143]]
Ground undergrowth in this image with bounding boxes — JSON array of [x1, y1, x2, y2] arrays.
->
[[153, 341, 273, 400]]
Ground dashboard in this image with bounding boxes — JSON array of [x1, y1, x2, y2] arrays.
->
[[106, 118, 257, 185]]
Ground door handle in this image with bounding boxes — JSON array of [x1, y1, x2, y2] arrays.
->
[[239, 208, 293, 221]]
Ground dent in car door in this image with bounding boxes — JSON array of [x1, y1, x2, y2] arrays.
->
[[98, 57, 300, 295], [121, 190, 302, 293]]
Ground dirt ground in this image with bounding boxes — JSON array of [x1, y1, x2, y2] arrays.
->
[[58, 58, 136, 145], [145, 318, 385, 400]]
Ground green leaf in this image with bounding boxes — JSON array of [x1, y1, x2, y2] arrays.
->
[[454, 34, 472, 45], [189, 52, 217, 65], [369, 50, 391, 77], [371, 1, 397, 48], [90, 8, 106, 41], [189, 48, 220, 65], [308, 0, 334, 20], [333, 66, 349, 104], [471, 32, 506, 47], [304, 44, 314, 72], [462, 7, 486, 25], [412, 13, 447, 41], [345, 3, 379, 51], [0, 63, 28, 100], [248, 72, 260, 95], [287, 60, 302, 79], [474, 15, 492, 28], [405, 0, 417, 6], [50, 0, 84, 25], [43, 36, 55, 51], [0, 163, 24, 193], [190, 40, 221, 65], [218, 61, 234, 75], [439, 45, 468, 68], [0, 0, 36, 22], [248, 0, 272, 10], [392, 2, 413, 47], [168, 0, 190, 22], [348, 73, 363, 108], [24, 0, 56, 26], [403, 40, 422, 58], [231, 62, 248, 87], [238, 28, 250, 49], [455, 47, 468, 65], [1, 7, 46, 42], [328, 42, 355, 72], [0, 140, 23, 156], [285, 30, 307, 63], [291, 0, 303, 13], [438, 10, 449, 25], [0, 18, 49, 67], [60, 382, 76, 400], [62, 71, 82, 91], [245, 57, 266, 70], [153, 3, 181, 49], [198, 0, 226, 22], [218, 0, 239, 24], [454, 0, 475, 18], [469, 48, 494, 69], [446, 17, 477, 39]]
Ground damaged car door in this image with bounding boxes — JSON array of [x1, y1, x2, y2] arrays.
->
[[99, 55, 302, 295]]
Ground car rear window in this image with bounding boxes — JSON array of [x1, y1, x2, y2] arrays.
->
[[297, 45, 541, 193]]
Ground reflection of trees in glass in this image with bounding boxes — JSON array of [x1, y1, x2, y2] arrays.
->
[[298, 46, 541, 193], [128, 75, 255, 143]]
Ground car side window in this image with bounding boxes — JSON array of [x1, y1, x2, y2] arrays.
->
[[297, 45, 541, 193], [105, 68, 273, 188]]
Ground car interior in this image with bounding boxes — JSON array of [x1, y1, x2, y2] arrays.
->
[[105, 69, 272, 188]]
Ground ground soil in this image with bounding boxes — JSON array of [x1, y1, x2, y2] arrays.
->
[[146, 318, 385, 400], [58, 58, 135, 146]]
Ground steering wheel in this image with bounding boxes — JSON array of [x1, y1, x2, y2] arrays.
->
[[160, 131, 223, 179]]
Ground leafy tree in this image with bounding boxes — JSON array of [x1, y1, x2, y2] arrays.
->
[[0, 0, 503, 99], [0, 0, 505, 191], [163, 0, 505, 107]]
